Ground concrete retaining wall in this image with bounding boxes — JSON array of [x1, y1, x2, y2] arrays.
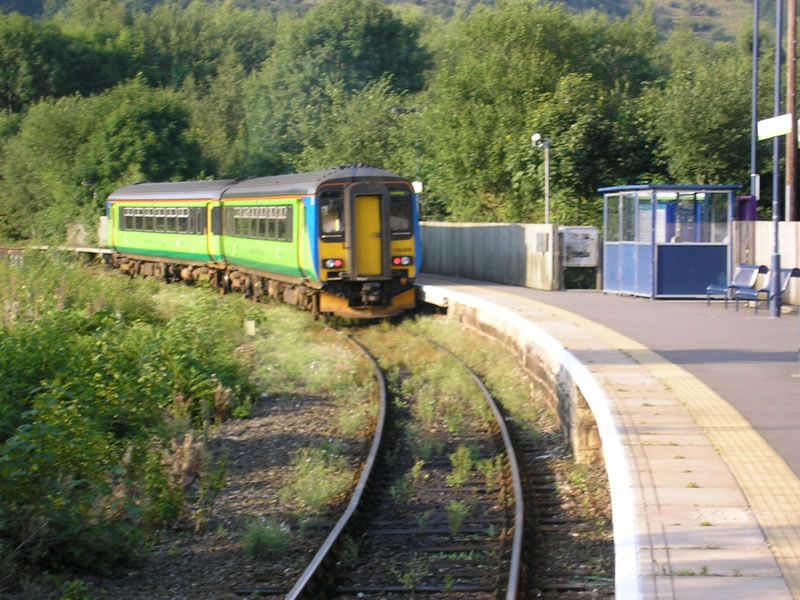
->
[[421, 222, 560, 290], [428, 291, 602, 465]]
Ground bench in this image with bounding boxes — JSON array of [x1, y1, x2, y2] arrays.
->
[[705, 263, 767, 307], [734, 267, 800, 313]]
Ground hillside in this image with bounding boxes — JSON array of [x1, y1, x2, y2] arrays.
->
[[0, 0, 755, 40]]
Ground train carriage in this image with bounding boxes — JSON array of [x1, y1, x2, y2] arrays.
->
[[107, 167, 420, 318]]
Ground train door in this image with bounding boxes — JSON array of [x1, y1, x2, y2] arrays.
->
[[355, 195, 382, 276], [207, 203, 223, 261], [345, 183, 390, 279]]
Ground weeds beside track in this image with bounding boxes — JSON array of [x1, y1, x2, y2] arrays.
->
[[243, 327, 526, 598]]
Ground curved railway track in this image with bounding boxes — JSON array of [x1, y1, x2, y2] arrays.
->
[[239, 333, 525, 599]]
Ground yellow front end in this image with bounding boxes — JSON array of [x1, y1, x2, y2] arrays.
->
[[320, 287, 416, 319]]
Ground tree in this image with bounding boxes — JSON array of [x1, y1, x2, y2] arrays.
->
[[78, 78, 207, 198], [0, 94, 97, 240], [645, 30, 752, 183], [181, 50, 249, 177], [0, 13, 120, 111], [121, 0, 276, 88], [0, 78, 205, 242], [293, 78, 408, 173], [241, 0, 431, 173], [416, 1, 659, 222]]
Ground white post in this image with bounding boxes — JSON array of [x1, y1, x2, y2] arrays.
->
[[544, 142, 551, 225]]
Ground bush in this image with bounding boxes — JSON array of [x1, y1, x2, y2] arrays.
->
[[0, 254, 256, 576]]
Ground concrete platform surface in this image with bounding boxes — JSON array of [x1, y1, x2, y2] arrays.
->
[[418, 274, 800, 600]]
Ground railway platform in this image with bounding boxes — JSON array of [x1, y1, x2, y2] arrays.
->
[[417, 273, 800, 600]]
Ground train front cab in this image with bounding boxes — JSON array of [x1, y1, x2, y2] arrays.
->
[[316, 180, 418, 318]]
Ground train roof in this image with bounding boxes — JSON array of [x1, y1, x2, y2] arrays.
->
[[107, 167, 409, 202], [221, 167, 408, 198], [108, 180, 237, 201]]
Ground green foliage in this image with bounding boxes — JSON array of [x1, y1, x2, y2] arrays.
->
[[241, 0, 430, 172], [643, 29, 752, 183], [0, 13, 121, 112], [0, 78, 205, 242], [250, 307, 373, 415], [401, 356, 484, 431], [279, 447, 353, 513], [476, 456, 504, 491], [119, 0, 276, 88], [181, 50, 249, 176], [0, 0, 766, 237], [391, 553, 429, 590], [446, 445, 474, 487], [416, 1, 662, 223], [0, 255, 257, 576], [243, 518, 291, 559], [445, 499, 470, 536], [294, 78, 409, 173]]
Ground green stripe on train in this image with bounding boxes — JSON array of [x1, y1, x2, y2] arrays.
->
[[114, 247, 210, 262]]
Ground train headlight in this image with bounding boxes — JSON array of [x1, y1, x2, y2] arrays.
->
[[392, 256, 413, 266], [323, 258, 344, 269]]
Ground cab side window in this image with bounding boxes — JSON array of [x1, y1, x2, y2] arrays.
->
[[389, 186, 413, 240], [319, 190, 344, 240]]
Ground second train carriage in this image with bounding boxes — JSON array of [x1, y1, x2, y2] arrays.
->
[[107, 167, 420, 318]]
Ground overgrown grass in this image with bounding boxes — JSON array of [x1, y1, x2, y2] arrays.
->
[[0, 252, 380, 591], [243, 518, 291, 559], [249, 306, 377, 437], [0, 253, 258, 582], [403, 318, 546, 435], [359, 324, 491, 435], [446, 500, 470, 537], [279, 447, 354, 514]]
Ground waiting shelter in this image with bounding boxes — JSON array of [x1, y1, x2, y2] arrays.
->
[[599, 184, 740, 298]]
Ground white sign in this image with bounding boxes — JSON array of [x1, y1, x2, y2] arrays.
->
[[560, 226, 599, 268], [757, 113, 793, 140]]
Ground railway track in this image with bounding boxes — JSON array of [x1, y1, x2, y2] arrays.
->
[[239, 331, 525, 599]]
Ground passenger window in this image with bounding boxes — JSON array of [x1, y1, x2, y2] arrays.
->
[[143, 209, 154, 232], [154, 209, 165, 232], [177, 209, 189, 233], [165, 209, 176, 232]]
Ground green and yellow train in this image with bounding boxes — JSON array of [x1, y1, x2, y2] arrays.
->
[[107, 166, 420, 318]]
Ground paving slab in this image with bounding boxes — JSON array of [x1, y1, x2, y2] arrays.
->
[[418, 274, 800, 599]]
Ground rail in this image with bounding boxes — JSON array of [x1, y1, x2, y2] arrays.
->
[[283, 336, 388, 599], [430, 340, 525, 600]]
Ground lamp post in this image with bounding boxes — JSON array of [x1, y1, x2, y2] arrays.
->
[[770, 0, 784, 317], [751, 0, 759, 205], [532, 133, 552, 224]]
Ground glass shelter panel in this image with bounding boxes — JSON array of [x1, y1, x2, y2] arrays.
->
[[621, 193, 637, 241], [606, 194, 620, 242], [636, 194, 652, 242], [707, 192, 729, 243]]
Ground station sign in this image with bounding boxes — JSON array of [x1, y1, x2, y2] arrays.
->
[[560, 226, 599, 268], [757, 113, 793, 141]]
